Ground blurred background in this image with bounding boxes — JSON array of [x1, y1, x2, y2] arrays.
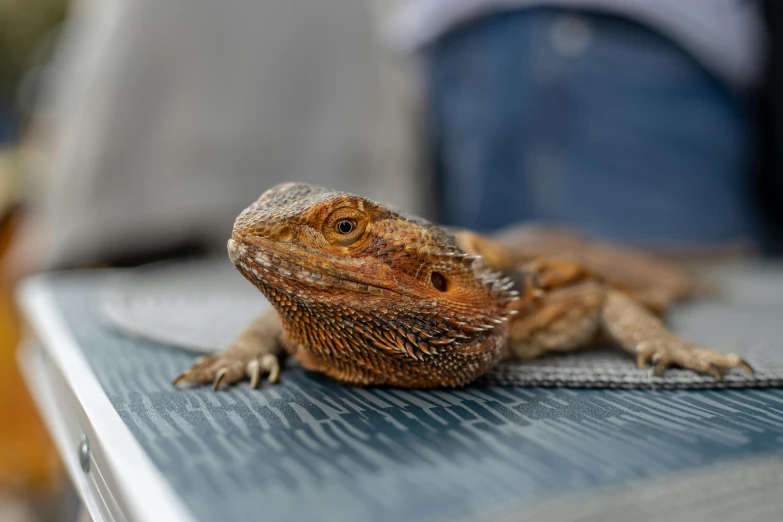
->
[[0, 0, 782, 520]]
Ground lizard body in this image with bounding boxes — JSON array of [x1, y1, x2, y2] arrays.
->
[[174, 182, 753, 390]]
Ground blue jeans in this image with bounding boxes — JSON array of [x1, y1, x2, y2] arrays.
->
[[426, 9, 767, 247]]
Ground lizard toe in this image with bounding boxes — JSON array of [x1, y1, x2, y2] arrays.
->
[[247, 355, 281, 388]]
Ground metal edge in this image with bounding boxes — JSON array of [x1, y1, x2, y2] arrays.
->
[[16, 274, 196, 522], [18, 341, 115, 521]]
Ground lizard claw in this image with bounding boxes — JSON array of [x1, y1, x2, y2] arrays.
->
[[738, 359, 755, 375], [172, 372, 189, 387], [636, 347, 651, 370], [247, 355, 281, 388], [652, 356, 668, 377], [248, 360, 261, 389], [213, 369, 228, 391], [173, 352, 283, 391], [706, 363, 723, 381], [262, 354, 281, 384]]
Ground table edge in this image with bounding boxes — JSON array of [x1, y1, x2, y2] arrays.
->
[[16, 273, 196, 522]]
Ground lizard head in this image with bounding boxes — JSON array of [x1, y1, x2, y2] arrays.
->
[[227, 182, 519, 387]]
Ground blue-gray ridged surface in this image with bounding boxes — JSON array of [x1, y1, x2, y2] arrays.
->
[[42, 274, 783, 522]]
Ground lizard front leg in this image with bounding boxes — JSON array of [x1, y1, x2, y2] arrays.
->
[[503, 260, 753, 379], [173, 309, 286, 390], [601, 290, 753, 379]]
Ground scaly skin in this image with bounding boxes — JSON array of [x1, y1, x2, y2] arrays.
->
[[173, 183, 753, 390]]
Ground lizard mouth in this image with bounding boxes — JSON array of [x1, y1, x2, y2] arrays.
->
[[227, 237, 398, 296]]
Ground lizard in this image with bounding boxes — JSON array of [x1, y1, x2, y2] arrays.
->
[[173, 182, 754, 390]]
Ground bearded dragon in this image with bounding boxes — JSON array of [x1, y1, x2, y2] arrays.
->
[[173, 182, 753, 390]]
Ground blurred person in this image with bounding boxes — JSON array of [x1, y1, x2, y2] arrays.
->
[[7, 0, 425, 277], [390, 1, 780, 252]]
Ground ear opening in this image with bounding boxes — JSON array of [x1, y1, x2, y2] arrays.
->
[[431, 271, 448, 292]]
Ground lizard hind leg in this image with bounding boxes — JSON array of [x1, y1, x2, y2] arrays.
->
[[173, 309, 287, 390]]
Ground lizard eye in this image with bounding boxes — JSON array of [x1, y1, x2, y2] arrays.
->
[[323, 207, 369, 246], [335, 219, 356, 234]]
